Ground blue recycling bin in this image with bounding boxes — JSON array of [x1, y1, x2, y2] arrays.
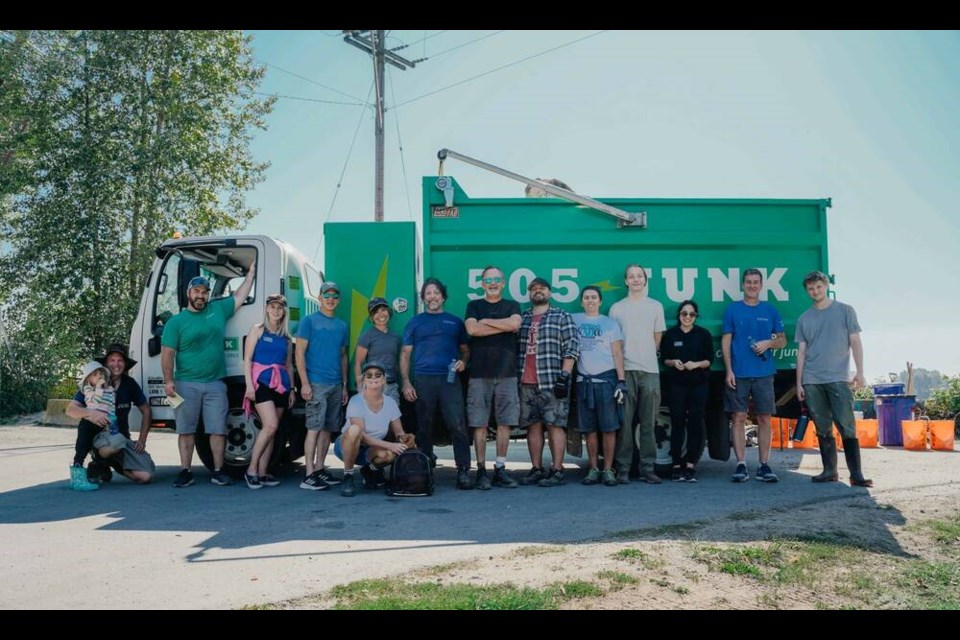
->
[[872, 383, 905, 396], [875, 395, 916, 446]]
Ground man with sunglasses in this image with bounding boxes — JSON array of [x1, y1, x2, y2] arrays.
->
[[296, 282, 349, 491], [464, 266, 522, 489], [400, 277, 474, 490]]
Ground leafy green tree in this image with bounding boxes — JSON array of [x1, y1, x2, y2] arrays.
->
[[0, 30, 273, 417]]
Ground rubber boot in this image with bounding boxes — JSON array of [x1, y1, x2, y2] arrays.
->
[[811, 437, 839, 482], [842, 439, 873, 487], [69, 464, 100, 491]]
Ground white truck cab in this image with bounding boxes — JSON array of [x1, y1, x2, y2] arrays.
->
[[128, 235, 322, 473]]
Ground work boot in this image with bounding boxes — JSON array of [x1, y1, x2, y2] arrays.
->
[[492, 465, 518, 488], [843, 439, 873, 487], [456, 468, 475, 490], [69, 464, 99, 491], [475, 465, 492, 490], [811, 437, 839, 482]]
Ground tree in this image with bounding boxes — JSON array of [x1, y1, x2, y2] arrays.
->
[[0, 30, 273, 417], [897, 367, 946, 401]]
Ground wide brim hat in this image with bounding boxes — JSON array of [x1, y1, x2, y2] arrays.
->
[[95, 343, 137, 372]]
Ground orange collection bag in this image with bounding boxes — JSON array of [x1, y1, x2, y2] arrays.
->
[[901, 420, 928, 451], [855, 419, 879, 448], [929, 420, 955, 452]]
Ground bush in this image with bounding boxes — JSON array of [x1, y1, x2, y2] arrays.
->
[[924, 374, 960, 436]]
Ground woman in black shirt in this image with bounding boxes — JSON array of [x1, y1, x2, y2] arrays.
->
[[660, 300, 714, 482]]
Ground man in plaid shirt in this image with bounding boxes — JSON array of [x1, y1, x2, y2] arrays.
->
[[517, 276, 580, 487]]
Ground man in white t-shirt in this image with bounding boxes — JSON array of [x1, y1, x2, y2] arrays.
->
[[334, 361, 410, 497], [609, 264, 666, 485]]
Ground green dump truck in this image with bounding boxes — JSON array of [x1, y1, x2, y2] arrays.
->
[[132, 150, 832, 473]]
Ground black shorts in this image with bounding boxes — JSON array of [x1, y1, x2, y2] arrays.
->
[[255, 385, 289, 407]]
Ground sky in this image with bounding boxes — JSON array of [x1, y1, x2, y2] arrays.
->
[[243, 30, 960, 382]]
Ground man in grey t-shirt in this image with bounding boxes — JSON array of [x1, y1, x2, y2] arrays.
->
[[795, 271, 871, 487]]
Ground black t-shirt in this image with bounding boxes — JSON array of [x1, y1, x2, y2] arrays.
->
[[465, 298, 521, 378], [660, 325, 715, 385], [72, 375, 147, 438]]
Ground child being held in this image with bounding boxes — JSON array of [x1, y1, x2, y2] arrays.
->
[[80, 361, 118, 435]]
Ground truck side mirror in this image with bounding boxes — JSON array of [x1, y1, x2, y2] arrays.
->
[[148, 335, 162, 357]]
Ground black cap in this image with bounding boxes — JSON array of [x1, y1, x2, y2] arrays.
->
[[367, 297, 390, 315], [527, 277, 551, 291], [361, 360, 386, 374]]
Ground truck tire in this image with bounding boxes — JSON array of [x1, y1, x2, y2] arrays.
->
[[706, 403, 731, 461]]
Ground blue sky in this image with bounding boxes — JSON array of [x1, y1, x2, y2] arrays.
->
[[244, 30, 960, 382]]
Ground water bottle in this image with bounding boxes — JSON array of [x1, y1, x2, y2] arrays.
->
[[447, 359, 458, 384], [749, 336, 768, 361], [792, 412, 810, 442], [108, 413, 119, 435]]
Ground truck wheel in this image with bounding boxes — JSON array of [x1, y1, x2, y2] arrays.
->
[[706, 404, 731, 461], [193, 408, 261, 478]]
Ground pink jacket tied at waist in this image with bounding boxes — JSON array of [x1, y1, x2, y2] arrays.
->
[[243, 363, 290, 417]]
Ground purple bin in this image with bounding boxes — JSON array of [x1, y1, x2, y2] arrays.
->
[[875, 395, 916, 446]]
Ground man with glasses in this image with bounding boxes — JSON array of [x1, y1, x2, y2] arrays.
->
[[795, 271, 872, 487], [162, 262, 256, 488], [464, 266, 522, 489], [609, 264, 666, 485], [721, 268, 786, 483], [296, 282, 349, 491], [400, 277, 474, 490]]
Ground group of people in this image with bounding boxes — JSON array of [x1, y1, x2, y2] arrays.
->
[[67, 260, 871, 494]]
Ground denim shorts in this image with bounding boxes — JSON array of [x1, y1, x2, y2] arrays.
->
[[723, 375, 775, 414]]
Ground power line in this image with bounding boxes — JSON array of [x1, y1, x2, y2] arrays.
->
[[253, 91, 366, 106], [314, 82, 375, 261], [412, 30, 506, 62], [389, 30, 449, 53], [387, 68, 414, 222], [394, 30, 608, 109], [260, 60, 369, 104]]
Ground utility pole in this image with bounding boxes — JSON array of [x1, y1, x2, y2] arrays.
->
[[342, 30, 416, 221]]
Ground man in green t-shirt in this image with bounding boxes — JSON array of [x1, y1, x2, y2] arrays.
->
[[161, 262, 256, 488]]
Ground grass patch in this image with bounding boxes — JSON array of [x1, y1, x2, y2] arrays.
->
[[610, 547, 663, 569], [694, 544, 786, 581], [511, 545, 565, 558], [673, 585, 689, 595], [896, 560, 960, 609], [597, 570, 639, 587], [329, 578, 603, 610], [920, 516, 960, 551]]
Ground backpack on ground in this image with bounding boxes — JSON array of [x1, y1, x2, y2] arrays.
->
[[386, 448, 434, 497]]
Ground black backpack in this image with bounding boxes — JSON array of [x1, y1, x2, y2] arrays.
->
[[386, 448, 434, 497]]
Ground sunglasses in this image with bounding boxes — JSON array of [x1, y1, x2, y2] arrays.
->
[[680, 311, 698, 318], [482, 276, 504, 284], [363, 371, 384, 379], [321, 292, 340, 300]]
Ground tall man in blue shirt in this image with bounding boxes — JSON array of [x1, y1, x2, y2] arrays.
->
[[401, 277, 474, 490], [721, 268, 786, 483]]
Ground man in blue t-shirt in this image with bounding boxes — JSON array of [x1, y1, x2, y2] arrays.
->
[[296, 281, 349, 491], [400, 277, 473, 490], [721, 268, 786, 484]]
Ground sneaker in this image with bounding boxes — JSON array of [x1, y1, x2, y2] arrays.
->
[[299, 470, 329, 491], [492, 465, 518, 488], [359, 465, 382, 490], [537, 467, 566, 487], [456, 468, 475, 490], [616, 470, 631, 485], [341, 472, 357, 497], [211, 469, 234, 486], [582, 467, 601, 485], [475, 467, 492, 491], [260, 474, 280, 487], [173, 468, 194, 488], [641, 470, 663, 485], [682, 467, 698, 483], [601, 468, 618, 486], [671, 466, 684, 482], [519, 467, 546, 486], [731, 463, 750, 483], [756, 463, 779, 483], [314, 468, 341, 486], [244, 473, 262, 490]]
